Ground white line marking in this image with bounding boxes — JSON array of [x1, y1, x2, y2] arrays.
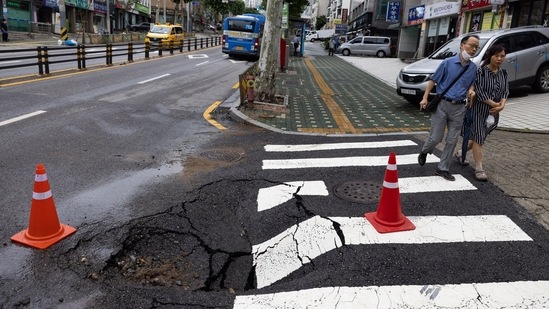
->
[[0, 110, 47, 127], [262, 154, 439, 169], [264, 140, 417, 152], [253, 215, 532, 288], [257, 176, 476, 211], [233, 281, 549, 308], [196, 61, 209, 66], [399, 175, 476, 193], [0, 60, 22, 64], [137, 73, 171, 84], [188, 54, 209, 59], [257, 181, 329, 211], [229, 59, 245, 63]]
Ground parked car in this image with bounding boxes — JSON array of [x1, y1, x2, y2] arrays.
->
[[396, 25, 549, 104], [130, 22, 152, 32], [337, 36, 391, 58]]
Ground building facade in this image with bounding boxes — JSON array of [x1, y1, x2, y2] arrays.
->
[[397, 0, 549, 59], [0, 0, 207, 34]]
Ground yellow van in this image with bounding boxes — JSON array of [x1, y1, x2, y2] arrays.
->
[[146, 23, 184, 46]]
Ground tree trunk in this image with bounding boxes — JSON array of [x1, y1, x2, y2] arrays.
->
[[254, 0, 282, 104]]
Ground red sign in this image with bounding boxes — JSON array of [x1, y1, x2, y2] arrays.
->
[[462, 0, 492, 10]]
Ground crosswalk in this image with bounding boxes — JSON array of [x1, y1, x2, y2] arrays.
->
[[234, 138, 547, 308]]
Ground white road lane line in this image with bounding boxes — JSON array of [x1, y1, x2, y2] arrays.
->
[[196, 61, 209, 66], [262, 154, 439, 169], [0, 110, 47, 127], [264, 140, 417, 152], [253, 215, 532, 288], [257, 181, 329, 212], [137, 73, 171, 84], [233, 281, 549, 308], [257, 175, 476, 211]]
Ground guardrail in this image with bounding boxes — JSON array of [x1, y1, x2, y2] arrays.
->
[[0, 36, 222, 77]]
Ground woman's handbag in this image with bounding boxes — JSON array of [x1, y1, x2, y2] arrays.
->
[[425, 63, 470, 112]]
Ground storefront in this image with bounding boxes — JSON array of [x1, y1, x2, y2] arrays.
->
[[396, 4, 424, 59], [460, 0, 505, 34], [3, 0, 31, 31], [422, 2, 460, 56], [508, 0, 548, 27]]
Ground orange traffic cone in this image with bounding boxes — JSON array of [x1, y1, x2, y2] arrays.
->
[[11, 164, 76, 249], [365, 152, 415, 233]]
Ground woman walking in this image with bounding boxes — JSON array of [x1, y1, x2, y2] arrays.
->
[[457, 44, 509, 181]]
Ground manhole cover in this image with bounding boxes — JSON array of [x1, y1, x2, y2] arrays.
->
[[333, 180, 381, 204]]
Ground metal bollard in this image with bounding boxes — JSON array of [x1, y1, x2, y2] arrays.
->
[[37, 46, 44, 75]]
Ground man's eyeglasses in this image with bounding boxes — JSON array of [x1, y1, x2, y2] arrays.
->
[[465, 43, 479, 50]]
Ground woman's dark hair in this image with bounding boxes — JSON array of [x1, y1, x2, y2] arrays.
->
[[481, 44, 506, 66]]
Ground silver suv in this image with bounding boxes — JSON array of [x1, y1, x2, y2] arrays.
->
[[396, 26, 549, 104], [338, 36, 391, 58]]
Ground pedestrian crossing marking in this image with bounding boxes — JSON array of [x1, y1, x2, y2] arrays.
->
[[262, 154, 439, 170], [264, 140, 417, 152], [253, 215, 532, 288], [256, 176, 476, 211], [257, 181, 328, 212], [233, 280, 549, 308]]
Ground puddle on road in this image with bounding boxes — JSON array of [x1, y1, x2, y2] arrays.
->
[[0, 162, 184, 277], [60, 162, 183, 227]]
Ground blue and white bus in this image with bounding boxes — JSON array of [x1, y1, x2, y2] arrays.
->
[[222, 14, 266, 58]]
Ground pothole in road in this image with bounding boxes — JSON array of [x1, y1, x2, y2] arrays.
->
[[183, 147, 245, 181]]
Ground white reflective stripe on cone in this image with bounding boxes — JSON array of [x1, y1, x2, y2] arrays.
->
[[383, 181, 399, 189], [35, 174, 48, 182], [33, 190, 52, 200], [386, 164, 397, 171]]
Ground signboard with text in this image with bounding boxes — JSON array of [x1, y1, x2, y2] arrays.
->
[[408, 5, 424, 25], [386, 2, 400, 23]]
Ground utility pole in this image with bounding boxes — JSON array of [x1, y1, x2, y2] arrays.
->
[[106, 0, 110, 33], [163, 0, 166, 22], [59, 0, 68, 40]]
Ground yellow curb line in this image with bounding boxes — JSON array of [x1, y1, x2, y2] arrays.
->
[[304, 57, 360, 134], [203, 100, 227, 130]]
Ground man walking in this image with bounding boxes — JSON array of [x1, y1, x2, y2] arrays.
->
[[1, 19, 8, 42], [328, 35, 337, 56], [293, 35, 300, 56], [417, 35, 479, 181]]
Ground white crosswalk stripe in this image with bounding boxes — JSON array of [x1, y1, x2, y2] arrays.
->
[[252, 215, 532, 289], [234, 280, 549, 308], [240, 139, 540, 308]]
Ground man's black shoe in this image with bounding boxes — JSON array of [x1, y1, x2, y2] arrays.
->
[[418, 152, 427, 166], [436, 169, 456, 181]]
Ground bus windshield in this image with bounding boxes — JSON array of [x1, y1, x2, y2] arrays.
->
[[227, 19, 256, 33]]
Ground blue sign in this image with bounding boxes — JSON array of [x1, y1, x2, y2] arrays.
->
[[408, 5, 425, 26], [386, 2, 400, 23]]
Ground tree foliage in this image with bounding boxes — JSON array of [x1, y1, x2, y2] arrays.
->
[[315, 15, 326, 30], [203, 0, 246, 17], [260, 0, 308, 20]]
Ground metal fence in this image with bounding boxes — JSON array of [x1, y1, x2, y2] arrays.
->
[[0, 36, 222, 81]]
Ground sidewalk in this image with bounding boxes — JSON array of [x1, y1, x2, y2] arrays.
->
[[224, 43, 549, 231], [229, 42, 548, 134]]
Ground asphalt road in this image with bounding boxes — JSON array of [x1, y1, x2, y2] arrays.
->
[[1, 43, 549, 308]]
